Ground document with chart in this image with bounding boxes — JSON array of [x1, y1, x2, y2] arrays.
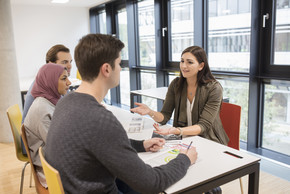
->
[[139, 143, 192, 167], [127, 117, 144, 133]]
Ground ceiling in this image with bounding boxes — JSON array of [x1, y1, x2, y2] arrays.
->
[[10, 0, 111, 8]]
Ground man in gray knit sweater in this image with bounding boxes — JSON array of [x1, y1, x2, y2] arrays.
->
[[45, 34, 197, 194]]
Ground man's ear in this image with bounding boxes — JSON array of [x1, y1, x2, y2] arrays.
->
[[100, 63, 111, 77]]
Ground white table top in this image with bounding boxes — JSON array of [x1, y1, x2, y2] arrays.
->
[[106, 104, 260, 193], [140, 136, 260, 193], [106, 105, 155, 140], [131, 87, 168, 100]]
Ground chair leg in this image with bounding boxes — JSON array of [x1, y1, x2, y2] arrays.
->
[[29, 164, 33, 187], [239, 177, 244, 194], [20, 162, 29, 194]]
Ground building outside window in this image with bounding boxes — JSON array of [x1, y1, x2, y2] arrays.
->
[[138, 0, 156, 67], [208, 0, 251, 72], [263, 80, 290, 156], [99, 10, 107, 34], [170, 0, 194, 61], [274, 0, 290, 65]]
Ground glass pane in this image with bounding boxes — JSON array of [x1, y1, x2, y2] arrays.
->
[[273, 0, 290, 65], [140, 71, 157, 112], [263, 81, 290, 156], [138, 0, 155, 67], [168, 74, 178, 83], [217, 77, 249, 142], [209, 0, 217, 17], [170, 0, 194, 61], [104, 90, 111, 104], [238, 0, 250, 14], [120, 68, 130, 107], [208, 0, 251, 72], [99, 10, 107, 34], [117, 8, 129, 60], [228, 0, 238, 15]]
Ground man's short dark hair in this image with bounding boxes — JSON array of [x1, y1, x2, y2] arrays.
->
[[46, 44, 70, 63], [74, 34, 125, 82]]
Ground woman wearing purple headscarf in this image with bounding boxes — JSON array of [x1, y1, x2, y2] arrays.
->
[[24, 63, 71, 188]]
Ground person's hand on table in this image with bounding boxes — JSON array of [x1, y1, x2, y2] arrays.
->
[[130, 102, 150, 115], [153, 123, 179, 135], [179, 146, 198, 165], [143, 138, 165, 152]]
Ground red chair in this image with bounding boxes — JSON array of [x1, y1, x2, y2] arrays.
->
[[220, 102, 244, 194]]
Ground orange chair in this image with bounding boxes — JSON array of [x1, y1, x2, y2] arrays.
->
[[220, 102, 243, 194], [21, 125, 49, 194]]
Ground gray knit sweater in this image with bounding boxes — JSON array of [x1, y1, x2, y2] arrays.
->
[[45, 92, 190, 194]]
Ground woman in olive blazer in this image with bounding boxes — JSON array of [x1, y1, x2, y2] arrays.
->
[[131, 46, 229, 145]]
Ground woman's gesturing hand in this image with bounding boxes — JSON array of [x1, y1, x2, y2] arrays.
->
[[130, 102, 151, 115], [153, 123, 179, 135]]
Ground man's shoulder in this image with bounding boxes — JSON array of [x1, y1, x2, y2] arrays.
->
[[58, 92, 94, 106], [56, 92, 111, 117]]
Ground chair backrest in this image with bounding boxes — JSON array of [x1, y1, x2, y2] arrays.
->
[[39, 147, 65, 194], [6, 104, 27, 161], [220, 102, 242, 150], [21, 125, 49, 194], [76, 69, 82, 80]]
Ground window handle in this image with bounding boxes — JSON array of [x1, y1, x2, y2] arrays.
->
[[162, 27, 167, 37], [263, 13, 269, 28]]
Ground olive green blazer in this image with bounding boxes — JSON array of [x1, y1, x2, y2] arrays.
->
[[160, 77, 229, 145]]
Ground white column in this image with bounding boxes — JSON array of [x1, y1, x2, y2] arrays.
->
[[0, 0, 22, 142]]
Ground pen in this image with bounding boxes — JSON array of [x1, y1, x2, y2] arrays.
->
[[187, 141, 193, 151]]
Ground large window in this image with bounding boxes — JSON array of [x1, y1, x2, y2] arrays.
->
[[208, 0, 251, 72], [273, 0, 290, 65], [263, 80, 290, 156], [117, 8, 129, 60], [141, 70, 157, 111], [138, 0, 156, 67], [137, 0, 157, 113], [217, 77, 249, 142], [170, 0, 194, 61], [99, 10, 107, 34], [120, 68, 130, 107], [117, 7, 130, 107]]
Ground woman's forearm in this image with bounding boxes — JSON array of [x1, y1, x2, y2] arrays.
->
[[148, 110, 164, 123], [178, 125, 201, 136]]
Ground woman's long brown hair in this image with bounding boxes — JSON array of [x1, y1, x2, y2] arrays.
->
[[177, 46, 215, 91]]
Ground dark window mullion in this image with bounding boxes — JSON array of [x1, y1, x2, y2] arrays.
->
[[155, 0, 166, 110], [127, 0, 141, 94], [247, 0, 262, 151], [106, 2, 121, 106], [195, 0, 207, 50]]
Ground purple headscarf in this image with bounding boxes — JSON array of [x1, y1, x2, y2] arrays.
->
[[31, 63, 66, 105]]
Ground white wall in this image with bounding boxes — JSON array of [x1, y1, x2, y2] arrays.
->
[[11, 4, 90, 90]]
